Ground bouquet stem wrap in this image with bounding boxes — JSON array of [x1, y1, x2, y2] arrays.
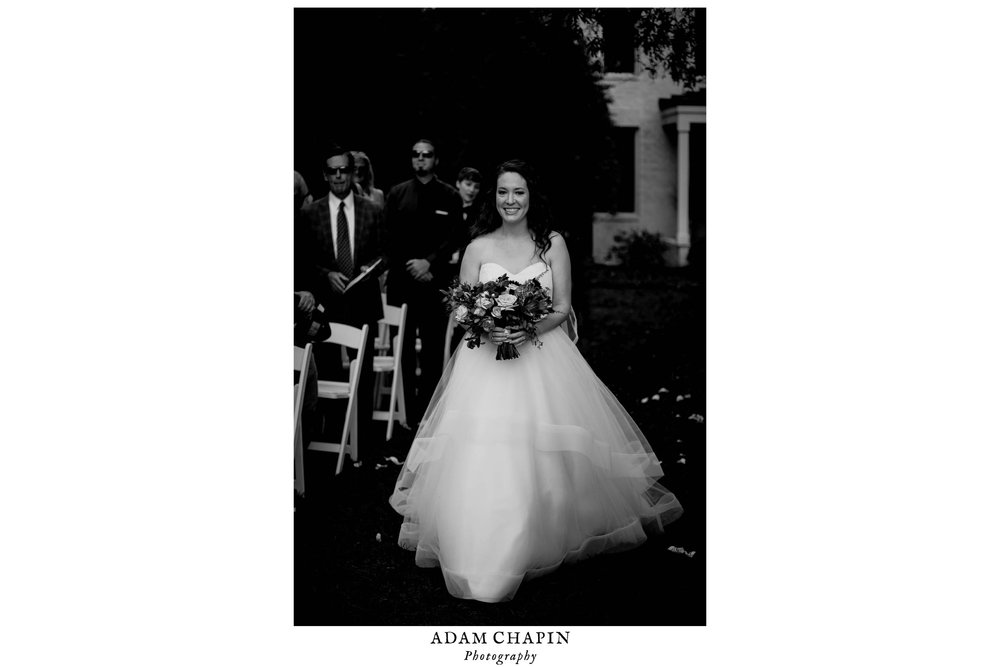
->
[[496, 341, 519, 361]]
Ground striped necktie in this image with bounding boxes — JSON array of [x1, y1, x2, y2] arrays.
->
[[336, 200, 353, 278]]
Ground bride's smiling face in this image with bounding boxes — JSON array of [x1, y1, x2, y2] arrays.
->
[[495, 171, 529, 225]]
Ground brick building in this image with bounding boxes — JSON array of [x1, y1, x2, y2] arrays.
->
[[591, 26, 706, 268]]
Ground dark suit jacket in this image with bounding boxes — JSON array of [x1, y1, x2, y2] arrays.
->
[[384, 176, 464, 305], [297, 193, 388, 328]]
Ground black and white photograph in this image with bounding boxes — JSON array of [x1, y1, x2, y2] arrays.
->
[[292, 7, 707, 625], [5, 1, 1000, 666]]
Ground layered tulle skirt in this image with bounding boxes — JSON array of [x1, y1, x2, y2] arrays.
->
[[389, 326, 682, 602]]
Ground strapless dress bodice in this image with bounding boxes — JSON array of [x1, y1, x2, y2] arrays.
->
[[479, 261, 551, 290]]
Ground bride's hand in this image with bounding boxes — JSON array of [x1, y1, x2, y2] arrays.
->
[[489, 327, 509, 345], [505, 327, 528, 347]]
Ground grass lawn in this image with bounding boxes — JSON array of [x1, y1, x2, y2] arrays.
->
[[294, 265, 706, 625]]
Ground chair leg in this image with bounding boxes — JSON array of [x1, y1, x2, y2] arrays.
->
[[334, 401, 352, 476], [294, 422, 305, 497], [334, 434, 347, 476], [385, 409, 394, 441], [395, 372, 408, 429], [349, 400, 359, 462], [386, 368, 400, 441]]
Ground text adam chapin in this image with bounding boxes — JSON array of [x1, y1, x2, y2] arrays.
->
[[430, 630, 570, 665]]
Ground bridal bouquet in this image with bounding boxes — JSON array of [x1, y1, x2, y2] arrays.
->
[[442, 273, 555, 361]]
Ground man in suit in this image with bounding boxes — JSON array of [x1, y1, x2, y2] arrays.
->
[[385, 139, 464, 424], [298, 145, 388, 455]]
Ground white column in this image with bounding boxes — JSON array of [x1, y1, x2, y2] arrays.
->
[[676, 123, 691, 266]]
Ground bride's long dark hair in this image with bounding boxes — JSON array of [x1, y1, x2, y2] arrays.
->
[[470, 159, 557, 260]]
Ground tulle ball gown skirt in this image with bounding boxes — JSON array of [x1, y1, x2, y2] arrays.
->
[[389, 326, 682, 603]]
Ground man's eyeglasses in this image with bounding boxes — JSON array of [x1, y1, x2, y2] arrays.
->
[[324, 166, 353, 176], [411, 150, 434, 159]]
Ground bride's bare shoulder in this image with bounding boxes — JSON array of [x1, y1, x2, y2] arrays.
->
[[543, 231, 568, 260], [460, 236, 493, 281]]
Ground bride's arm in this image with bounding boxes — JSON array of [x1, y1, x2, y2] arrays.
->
[[532, 233, 571, 336], [459, 239, 483, 285], [453, 240, 483, 333]]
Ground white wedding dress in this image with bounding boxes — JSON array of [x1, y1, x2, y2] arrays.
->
[[389, 261, 682, 602]]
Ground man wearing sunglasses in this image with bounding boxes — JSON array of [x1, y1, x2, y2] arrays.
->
[[298, 144, 388, 452], [385, 138, 464, 426]]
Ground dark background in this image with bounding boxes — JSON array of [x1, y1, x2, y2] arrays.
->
[[295, 8, 629, 294]]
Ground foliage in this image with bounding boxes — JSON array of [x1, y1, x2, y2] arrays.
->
[[606, 229, 671, 271], [536, 8, 705, 90]]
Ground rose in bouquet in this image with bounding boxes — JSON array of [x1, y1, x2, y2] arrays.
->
[[442, 272, 555, 361]]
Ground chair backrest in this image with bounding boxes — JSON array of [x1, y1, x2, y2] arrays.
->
[[322, 322, 367, 350], [380, 302, 405, 329], [379, 302, 408, 358], [293, 343, 312, 373]]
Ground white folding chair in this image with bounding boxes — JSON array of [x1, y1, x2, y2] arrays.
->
[[443, 312, 464, 368], [308, 323, 369, 475], [293, 343, 313, 497], [314, 303, 354, 371], [372, 302, 408, 441]]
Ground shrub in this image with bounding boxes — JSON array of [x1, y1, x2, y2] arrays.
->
[[606, 229, 669, 270]]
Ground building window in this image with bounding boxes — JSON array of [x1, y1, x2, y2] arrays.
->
[[596, 126, 637, 215], [602, 10, 636, 73]]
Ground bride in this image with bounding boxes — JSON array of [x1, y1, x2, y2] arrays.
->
[[389, 159, 682, 603]]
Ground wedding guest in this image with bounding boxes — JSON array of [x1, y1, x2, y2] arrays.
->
[[294, 170, 314, 211], [351, 150, 386, 210], [300, 145, 388, 452], [455, 166, 482, 226], [450, 166, 483, 268], [384, 138, 464, 423]]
